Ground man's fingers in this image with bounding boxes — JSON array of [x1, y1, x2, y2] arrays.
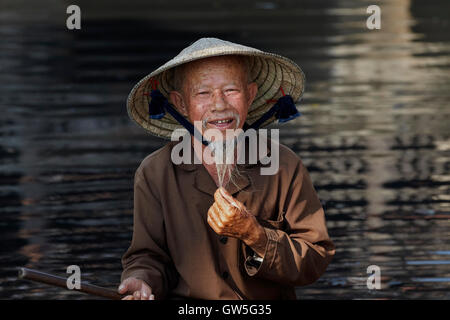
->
[[207, 211, 222, 234], [141, 285, 152, 300], [118, 278, 154, 300], [207, 209, 218, 228], [209, 205, 225, 227], [215, 188, 243, 212], [214, 188, 232, 212], [121, 293, 153, 301], [219, 187, 242, 208], [212, 202, 227, 221], [118, 278, 134, 294], [209, 220, 221, 235], [219, 187, 234, 203]]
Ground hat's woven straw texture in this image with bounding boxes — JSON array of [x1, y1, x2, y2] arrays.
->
[[127, 38, 305, 139]]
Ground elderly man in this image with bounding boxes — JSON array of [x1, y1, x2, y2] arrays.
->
[[118, 38, 335, 300]]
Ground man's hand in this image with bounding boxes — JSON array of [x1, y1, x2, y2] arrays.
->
[[118, 277, 154, 300], [207, 187, 268, 256]]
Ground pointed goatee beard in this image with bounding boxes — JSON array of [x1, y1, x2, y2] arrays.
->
[[215, 162, 235, 188], [208, 138, 238, 188], [202, 112, 241, 188]]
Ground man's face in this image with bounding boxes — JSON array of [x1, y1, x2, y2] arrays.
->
[[170, 56, 258, 135]]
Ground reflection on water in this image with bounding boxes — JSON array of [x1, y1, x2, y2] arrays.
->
[[0, 0, 449, 299]]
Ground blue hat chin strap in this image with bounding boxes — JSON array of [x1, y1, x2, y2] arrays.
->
[[148, 90, 210, 146], [147, 89, 301, 145]]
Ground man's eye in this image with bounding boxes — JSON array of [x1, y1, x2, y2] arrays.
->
[[198, 91, 209, 95], [226, 89, 238, 93]]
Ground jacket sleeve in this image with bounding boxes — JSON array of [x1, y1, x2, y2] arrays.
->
[[121, 168, 178, 299], [243, 159, 335, 286]]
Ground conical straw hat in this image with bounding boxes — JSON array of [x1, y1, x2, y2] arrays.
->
[[127, 37, 305, 139]]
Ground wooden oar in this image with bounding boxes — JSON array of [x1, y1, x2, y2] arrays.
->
[[18, 267, 123, 300]]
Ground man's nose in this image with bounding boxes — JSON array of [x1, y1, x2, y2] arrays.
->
[[211, 90, 227, 111]]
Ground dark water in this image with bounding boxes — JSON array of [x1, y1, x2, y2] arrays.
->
[[1, 0, 449, 299]]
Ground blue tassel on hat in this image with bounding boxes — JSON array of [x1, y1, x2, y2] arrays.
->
[[275, 95, 301, 123], [148, 90, 167, 119], [245, 88, 301, 130]]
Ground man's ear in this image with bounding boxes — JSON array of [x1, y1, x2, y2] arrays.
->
[[246, 82, 258, 106], [169, 91, 188, 117]]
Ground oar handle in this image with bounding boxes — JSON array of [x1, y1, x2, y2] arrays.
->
[[18, 267, 123, 300]]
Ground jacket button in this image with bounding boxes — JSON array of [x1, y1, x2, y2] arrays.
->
[[222, 271, 229, 279], [219, 236, 228, 244]]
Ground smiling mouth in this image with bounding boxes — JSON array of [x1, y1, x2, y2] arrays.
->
[[207, 118, 235, 129]]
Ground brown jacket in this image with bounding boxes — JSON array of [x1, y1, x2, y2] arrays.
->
[[121, 140, 335, 299]]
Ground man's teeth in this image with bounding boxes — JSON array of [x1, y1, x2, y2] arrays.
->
[[212, 119, 232, 124]]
